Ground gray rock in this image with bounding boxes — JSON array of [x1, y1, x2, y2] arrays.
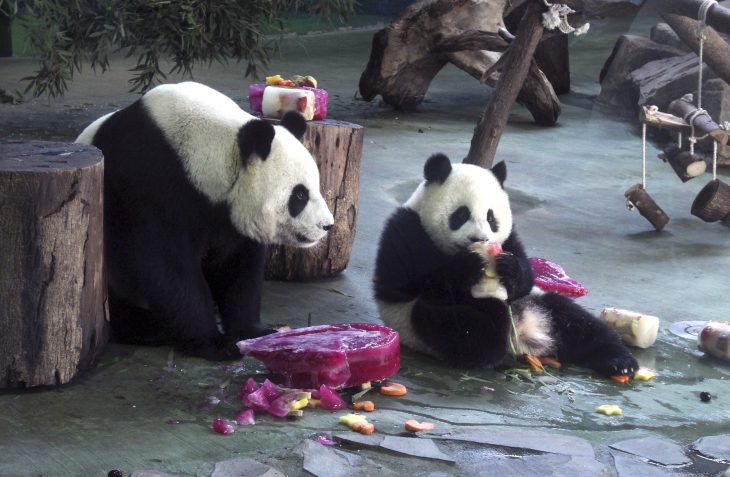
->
[[612, 452, 684, 477], [597, 34, 685, 112], [301, 439, 362, 477], [211, 458, 285, 477], [333, 433, 455, 462], [609, 436, 690, 465], [130, 472, 181, 477], [418, 427, 594, 457], [692, 434, 730, 461], [462, 453, 607, 477], [629, 52, 714, 111], [650, 23, 686, 50]]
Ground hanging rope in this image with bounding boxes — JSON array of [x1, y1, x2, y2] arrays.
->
[[695, 0, 716, 110], [642, 122, 647, 188]]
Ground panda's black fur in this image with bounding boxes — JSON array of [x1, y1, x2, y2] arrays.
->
[[374, 153, 638, 377], [76, 82, 333, 360]]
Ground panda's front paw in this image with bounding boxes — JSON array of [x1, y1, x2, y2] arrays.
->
[[591, 352, 639, 377], [178, 338, 240, 361]]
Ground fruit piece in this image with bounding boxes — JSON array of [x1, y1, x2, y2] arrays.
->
[[698, 322, 730, 361], [353, 401, 375, 412], [540, 356, 562, 369], [380, 381, 407, 396], [278, 79, 296, 87], [633, 367, 656, 381], [610, 375, 630, 384], [529, 257, 588, 298], [265, 74, 283, 85], [486, 241, 503, 257], [595, 404, 622, 416], [352, 421, 376, 434], [235, 409, 255, 426], [248, 83, 329, 120], [237, 323, 400, 389], [319, 385, 347, 411], [211, 417, 236, 435], [261, 86, 315, 120], [524, 354, 543, 374], [303, 75, 318, 88], [404, 420, 435, 432], [339, 413, 374, 434]]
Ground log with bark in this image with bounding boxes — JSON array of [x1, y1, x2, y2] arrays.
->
[[663, 0, 730, 36], [266, 120, 364, 281], [668, 95, 729, 145], [659, 143, 707, 182], [0, 139, 108, 388], [625, 183, 671, 231]]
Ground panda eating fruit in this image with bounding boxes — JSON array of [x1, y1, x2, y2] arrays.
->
[[76, 81, 334, 360], [373, 153, 638, 377]]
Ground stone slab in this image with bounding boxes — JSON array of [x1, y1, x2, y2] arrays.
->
[[692, 434, 730, 462], [609, 436, 690, 465]]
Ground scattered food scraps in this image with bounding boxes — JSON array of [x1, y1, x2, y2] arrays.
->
[[540, 356, 562, 369], [524, 354, 544, 374], [404, 420, 435, 432], [339, 413, 375, 434], [353, 401, 375, 412], [211, 417, 236, 435], [610, 375, 630, 384], [380, 381, 407, 396], [595, 404, 623, 416], [633, 368, 656, 381]]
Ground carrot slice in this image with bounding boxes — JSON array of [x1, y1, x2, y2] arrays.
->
[[524, 354, 543, 374], [611, 374, 630, 384], [353, 400, 375, 412], [352, 421, 375, 434], [404, 419, 435, 432], [380, 382, 407, 396], [540, 356, 562, 369]]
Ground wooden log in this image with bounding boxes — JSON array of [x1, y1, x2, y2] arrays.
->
[[662, 13, 730, 91], [465, 0, 546, 168], [659, 144, 707, 181], [0, 139, 108, 388], [691, 178, 730, 223], [640, 105, 690, 131], [668, 96, 729, 145], [624, 183, 670, 231], [663, 0, 730, 36], [266, 120, 364, 281]]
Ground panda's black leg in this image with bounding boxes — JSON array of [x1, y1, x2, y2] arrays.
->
[[205, 239, 273, 343], [536, 293, 638, 377], [411, 297, 512, 367]]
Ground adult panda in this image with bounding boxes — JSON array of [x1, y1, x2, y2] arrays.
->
[[76, 81, 334, 360], [373, 153, 638, 377]]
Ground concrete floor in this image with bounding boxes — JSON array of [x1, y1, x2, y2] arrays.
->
[[1, 7, 729, 477]]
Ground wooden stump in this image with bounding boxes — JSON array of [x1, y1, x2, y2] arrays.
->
[[266, 120, 364, 281], [691, 179, 730, 223], [0, 139, 107, 388], [625, 183, 670, 231], [659, 144, 706, 182]]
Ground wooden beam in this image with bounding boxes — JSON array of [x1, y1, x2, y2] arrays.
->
[[663, 0, 730, 35], [464, 0, 546, 168]]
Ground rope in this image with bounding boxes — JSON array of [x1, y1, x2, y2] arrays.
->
[[678, 131, 683, 149], [507, 305, 519, 357], [695, 0, 716, 110], [541, 0, 590, 35], [712, 139, 717, 180], [642, 122, 647, 188]]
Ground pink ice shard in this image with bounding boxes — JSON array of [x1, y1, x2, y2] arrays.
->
[[248, 83, 328, 120], [237, 323, 400, 389], [529, 257, 588, 298]]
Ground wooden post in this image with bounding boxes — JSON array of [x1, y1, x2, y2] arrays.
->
[[659, 144, 706, 182], [464, 0, 545, 168], [266, 120, 364, 281], [625, 183, 671, 231], [0, 11, 11, 57], [0, 140, 108, 388], [691, 179, 730, 223], [662, 13, 730, 92]]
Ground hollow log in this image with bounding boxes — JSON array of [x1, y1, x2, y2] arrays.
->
[[358, 0, 560, 125], [691, 178, 730, 223], [625, 183, 670, 231], [0, 139, 108, 388], [662, 13, 730, 89], [266, 120, 364, 281], [659, 144, 707, 182], [668, 96, 729, 145]]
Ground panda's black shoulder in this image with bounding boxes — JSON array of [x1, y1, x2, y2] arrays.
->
[[502, 228, 528, 258]]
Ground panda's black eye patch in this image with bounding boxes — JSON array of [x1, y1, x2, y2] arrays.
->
[[288, 184, 309, 217], [487, 209, 498, 232], [449, 206, 471, 231]]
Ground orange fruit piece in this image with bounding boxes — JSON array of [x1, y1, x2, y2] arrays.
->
[[353, 400, 375, 412], [379, 382, 407, 396], [404, 419, 435, 432], [611, 374, 630, 384], [352, 421, 375, 434]]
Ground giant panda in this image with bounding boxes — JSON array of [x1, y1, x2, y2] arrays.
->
[[76, 81, 334, 360], [373, 153, 638, 377]]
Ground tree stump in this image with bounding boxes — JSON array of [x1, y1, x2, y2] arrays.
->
[[659, 144, 706, 182], [691, 179, 730, 223], [0, 139, 107, 388], [625, 183, 670, 231], [266, 120, 364, 281]]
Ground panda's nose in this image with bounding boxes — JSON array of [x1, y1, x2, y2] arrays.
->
[[322, 223, 334, 232]]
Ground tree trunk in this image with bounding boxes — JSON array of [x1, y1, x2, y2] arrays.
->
[[625, 183, 671, 231], [266, 120, 364, 281], [0, 12, 11, 57], [662, 13, 730, 89], [0, 140, 108, 388], [464, 0, 546, 168], [663, 0, 730, 36]]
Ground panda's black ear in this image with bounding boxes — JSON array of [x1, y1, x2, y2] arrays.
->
[[424, 153, 452, 184], [491, 161, 507, 186], [280, 111, 307, 141], [237, 119, 275, 166]]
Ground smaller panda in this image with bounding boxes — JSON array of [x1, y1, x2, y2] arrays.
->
[[373, 153, 638, 377], [76, 81, 334, 360]]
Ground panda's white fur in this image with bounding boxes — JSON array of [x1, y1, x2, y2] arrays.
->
[[77, 81, 332, 247]]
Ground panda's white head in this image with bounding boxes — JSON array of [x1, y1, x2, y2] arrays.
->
[[231, 112, 334, 247], [405, 153, 512, 255]]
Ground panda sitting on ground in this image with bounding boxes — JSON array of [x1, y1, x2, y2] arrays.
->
[[373, 153, 638, 377], [76, 81, 334, 360]]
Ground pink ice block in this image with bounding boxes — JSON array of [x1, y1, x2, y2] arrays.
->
[[248, 84, 328, 120], [529, 257, 588, 298], [237, 323, 400, 389]]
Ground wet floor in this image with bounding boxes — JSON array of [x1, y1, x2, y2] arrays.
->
[[1, 5, 729, 477]]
